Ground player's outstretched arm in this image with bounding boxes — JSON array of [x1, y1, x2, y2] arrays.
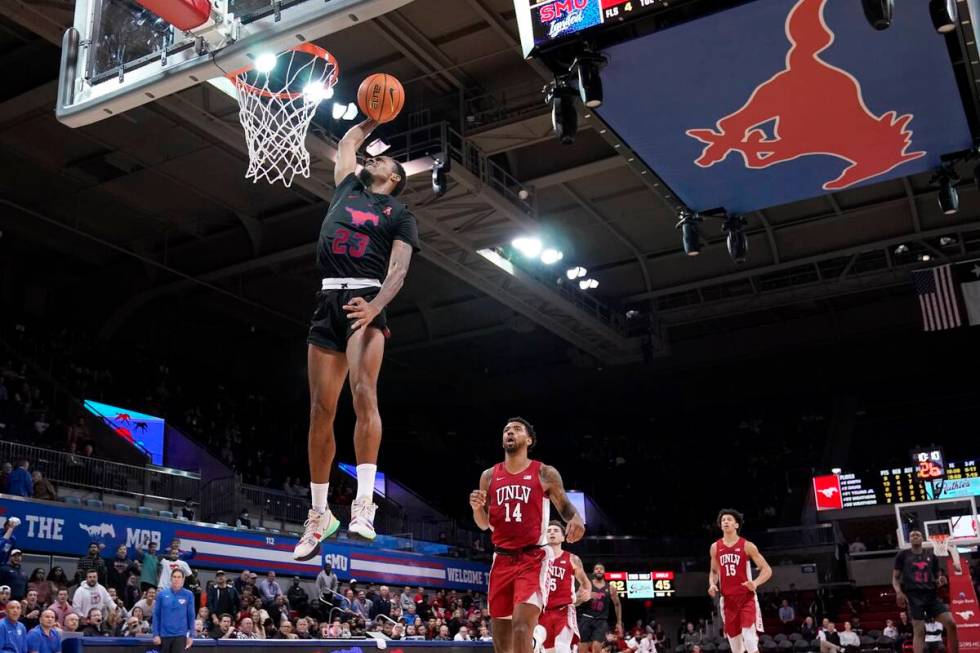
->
[[745, 541, 772, 591], [571, 553, 593, 606], [344, 241, 414, 331], [470, 468, 492, 531], [335, 118, 379, 186], [540, 464, 585, 543], [708, 543, 720, 598]]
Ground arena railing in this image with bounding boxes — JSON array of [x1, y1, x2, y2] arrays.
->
[[0, 440, 200, 505]]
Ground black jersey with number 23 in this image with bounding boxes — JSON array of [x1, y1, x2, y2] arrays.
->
[[316, 173, 420, 280]]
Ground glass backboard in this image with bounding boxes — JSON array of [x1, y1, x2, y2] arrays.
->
[[57, 0, 414, 127], [895, 496, 979, 549]]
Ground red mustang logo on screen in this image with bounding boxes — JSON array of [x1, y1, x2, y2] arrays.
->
[[686, 0, 925, 190], [346, 207, 380, 227]]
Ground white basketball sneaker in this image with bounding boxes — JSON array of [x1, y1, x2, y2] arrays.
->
[[349, 497, 378, 540], [533, 624, 547, 653], [293, 508, 339, 561]]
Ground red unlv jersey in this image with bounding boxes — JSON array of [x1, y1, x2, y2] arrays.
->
[[546, 550, 576, 609], [716, 537, 753, 596], [488, 460, 548, 549]]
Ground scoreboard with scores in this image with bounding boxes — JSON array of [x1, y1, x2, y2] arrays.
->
[[812, 453, 978, 511], [605, 571, 675, 599], [515, 0, 660, 57]]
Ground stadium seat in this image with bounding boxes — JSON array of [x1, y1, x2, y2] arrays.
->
[[876, 637, 895, 648], [775, 635, 789, 643], [85, 499, 103, 509], [778, 641, 793, 650], [138, 506, 156, 515], [762, 642, 778, 653], [113, 503, 130, 512], [718, 641, 731, 652], [676, 645, 687, 653], [794, 640, 809, 651], [702, 643, 717, 652], [790, 634, 803, 642], [63, 496, 81, 505], [158, 510, 174, 518], [867, 631, 883, 639]]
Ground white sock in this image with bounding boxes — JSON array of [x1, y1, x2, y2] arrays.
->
[[311, 482, 329, 513], [355, 464, 377, 500]]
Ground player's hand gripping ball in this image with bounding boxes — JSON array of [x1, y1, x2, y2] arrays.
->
[[5, 517, 20, 529]]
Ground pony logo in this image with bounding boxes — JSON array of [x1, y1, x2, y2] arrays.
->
[[79, 523, 116, 539], [346, 207, 380, 227], [686, 0, 924, 190], [956, 610, 975, 620], [817, 487, 838, 498]]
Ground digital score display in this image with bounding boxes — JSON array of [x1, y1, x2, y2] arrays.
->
[[813, 455, 979, 511], [605, 571, 675, 599], [515, 0, 660, 57], [912, 447, 946, 480]]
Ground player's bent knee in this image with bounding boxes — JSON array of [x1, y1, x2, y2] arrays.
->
[[742, 628, 759, 653]]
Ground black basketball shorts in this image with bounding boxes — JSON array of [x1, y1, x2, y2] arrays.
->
[[906, 590, 949, 621], [578, 615, 609, 643], [307, 288, 389, 352]]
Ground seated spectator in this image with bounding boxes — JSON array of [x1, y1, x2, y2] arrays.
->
[[924, 621, 944, 653], [848, 538, 867, 554], [48, 590, 73, 627], [62, 613, 80, 634], [258, 572, 282, 608], [838, 622, 860, 653], [45, 569, 67, 597], [478, 625, 492, 642], [286, 577, 309, 614], [30, 472, 55, 502], [82, 608, 107, 636], [819, 620, 842, 653], [235, 510, 252, 530], [20, 590, 41, 630], [213, 614, 235, 640], [295, 617, 313, 640], [682, 622, 702, 649], [883, 619, 898, 640], [26, 609, 59, 653], [122, 606, 150, 636], [25, 570, 49, 607], [779, 599, 796, 624], [72, 571, 115, 620], [234, 616, 260, 639], [801, 615, 818, 639], [267, 595, 289, 626], [453, 625, 471, 641], [181, 499, 195, 522], [133, 588, 156, 622], [434, 624, 451, 641], [7, 461, 32, 497]]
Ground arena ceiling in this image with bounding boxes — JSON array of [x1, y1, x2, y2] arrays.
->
[[3, 0, 980, 377]]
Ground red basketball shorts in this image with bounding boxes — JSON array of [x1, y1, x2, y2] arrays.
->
[[720, 593, 763, 637], [488, 548, 550, 618], [540, 605, 580, 652]]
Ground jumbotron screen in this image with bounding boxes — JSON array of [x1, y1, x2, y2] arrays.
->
[[514, 0, 658, 57], [83, 400, 165, 465]]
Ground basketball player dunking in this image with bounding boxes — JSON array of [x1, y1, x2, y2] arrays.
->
[[892, 530, 960, 653], [539, 521, 591, 653], [293, 119, 420, 560], [470, 418, 585, 653], [578, 562, 622, 653], [708, 509, 772, 653]]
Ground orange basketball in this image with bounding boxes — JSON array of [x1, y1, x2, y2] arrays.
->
[[357, 74, 405, 123]]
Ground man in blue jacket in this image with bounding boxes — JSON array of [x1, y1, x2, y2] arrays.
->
[[25, 610, 59, 653], [0, 601, 27, 653], [152, 569, 195, 653], [6, 463, 31, 499]]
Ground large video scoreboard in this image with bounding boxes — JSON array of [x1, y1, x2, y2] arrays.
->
[[605, 571, 675, 599], [813, 454, 978, 511], [515, 0, 660, 57]]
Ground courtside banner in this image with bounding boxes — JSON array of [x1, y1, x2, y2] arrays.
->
[[0, 496, 489, 591], [948, 561, 980, 653], [64, 638, 493, 653]]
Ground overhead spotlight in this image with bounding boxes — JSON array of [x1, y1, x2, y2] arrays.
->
[[939, 236, 957, 247], [625, 309, 641, 320], [929, 0, 958, 33], [540, 248, 564, 265], [723, 213, 748, 264], [332, 102, 346, 120], [675, 211, 703, 256], [512, 237, 543, 258], [302, 81, 332, 102], [579, 278, 599, 290], [861, 0, 894, 30], [895, 244, 910, 255], [937, 173, 959, 215], [518, 189, 530, 201], [918, 254, 932, 262], [343, 102, 358, 121], [566, 266, 588, 280], [366, 138, 391, 157], [546, 76, 578, 145], [255, 52, 278, 74], [572, 50, 608, 109], [432, 157, 450, 198]]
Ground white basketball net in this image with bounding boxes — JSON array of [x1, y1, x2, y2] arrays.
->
[[232, 48, 337, 187], [929, 535, 950, 557]]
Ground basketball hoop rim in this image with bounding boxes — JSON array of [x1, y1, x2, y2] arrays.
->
[[226, 43, 340, 101]]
